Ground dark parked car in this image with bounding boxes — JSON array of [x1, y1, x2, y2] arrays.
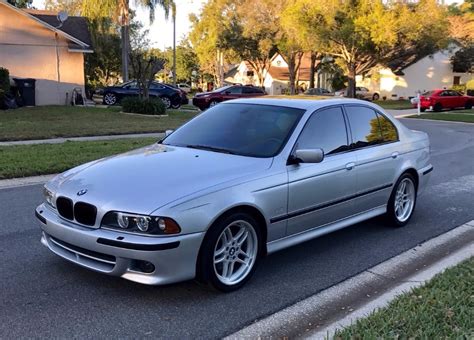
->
[[304, 88, 333, 96], [192, 85, 266, 110], [164, 83, 189, 108], [102, 81, 182, 108], [411, 89, 474, 112]]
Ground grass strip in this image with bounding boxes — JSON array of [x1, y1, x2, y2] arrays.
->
[[0, 106, 197, 141], [406, 112, 474, 123], [335, 257, 474, 339], [0, 138, 156, 179]]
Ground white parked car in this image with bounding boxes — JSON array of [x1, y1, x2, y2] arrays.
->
[[177, 84, 192, 93], [335, 87, 380, 101]]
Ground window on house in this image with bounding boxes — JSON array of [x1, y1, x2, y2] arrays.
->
[[453, 76, 461, 85], [246, 71, 254, 77]]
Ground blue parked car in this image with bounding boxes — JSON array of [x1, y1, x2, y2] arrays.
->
[[102, 81, 182, 108]]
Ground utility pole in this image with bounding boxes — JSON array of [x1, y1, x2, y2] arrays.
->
[[172, 3, 177, 86]]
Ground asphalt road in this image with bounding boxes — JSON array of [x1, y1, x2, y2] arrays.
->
[[1, 119, 473, 339]]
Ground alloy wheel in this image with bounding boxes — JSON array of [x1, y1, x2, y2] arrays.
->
[[104, 93, 117, 105], [213, 220, 258, 286], [394, 178, 415, 222]]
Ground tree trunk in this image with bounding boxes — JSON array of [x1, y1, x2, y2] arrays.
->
[[309, 52, 317, 89], [121, 25, 130, 82], [288, 57, 296, 95], [347, 62, 356, 98]]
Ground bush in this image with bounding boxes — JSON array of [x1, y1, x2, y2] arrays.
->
[[121, 97, 166, 115], [451, 84, 466, 93], [466, 79, 474, 90], [0, 67, 9, 104]]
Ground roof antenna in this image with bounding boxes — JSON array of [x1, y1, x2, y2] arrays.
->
[[56, 10, 68, 28]]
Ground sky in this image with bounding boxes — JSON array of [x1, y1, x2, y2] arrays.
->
[[32, 0, 207, 49]]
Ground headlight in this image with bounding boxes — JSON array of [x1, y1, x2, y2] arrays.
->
[[101, 212, 181, 235], [43, 187, 56, 208]]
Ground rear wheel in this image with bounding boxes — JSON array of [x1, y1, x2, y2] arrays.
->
[[197, 212, 261, 292], [386, 173, 417, 227], [465, 101, 473, 110], [171, 103, 181, 109], [103, 93, 117, 105], [433, 102, 443, 112], [420, 108, 426, 112], [372, 93, 380, 101]]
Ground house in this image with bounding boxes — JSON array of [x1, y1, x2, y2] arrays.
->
[[225, 52, 333, 95], [0, 1, 93, 105], [358, 46, 472, 99]]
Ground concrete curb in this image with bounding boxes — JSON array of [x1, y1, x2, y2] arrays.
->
[[0, 132, 164, 146], [226, 221, 474, 339], [0, 174, 56, 189], [399, 117, 474, 124]]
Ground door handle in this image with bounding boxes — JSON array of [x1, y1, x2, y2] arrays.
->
[[345, 162, 355, 170], [391, 152, 399, 159]]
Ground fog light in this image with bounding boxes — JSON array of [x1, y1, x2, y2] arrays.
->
[[131, 260, 155, 273]]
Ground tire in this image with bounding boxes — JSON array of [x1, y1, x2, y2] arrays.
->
[[160, 96, 172, 109], [209, 100, 219, 108], [103, 93, 117, 105], [196, 212, 262, 292], [372, 93, 380, 101], [171, 103, 181, 109], [420, 108, 426, 112], [386, 173, 417, 227], [465, 101, 473, 110], [433, 102, 443, 112]]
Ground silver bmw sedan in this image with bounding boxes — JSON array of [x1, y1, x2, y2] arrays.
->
[[36, 98, 432, 292]]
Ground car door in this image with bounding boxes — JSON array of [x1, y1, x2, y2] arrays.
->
[[122, 81, 140, 98], [286, 106, 357, 236], [344, 105, 401, 212]]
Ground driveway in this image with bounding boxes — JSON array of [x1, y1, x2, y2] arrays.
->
[[1, 119, 473, 338]]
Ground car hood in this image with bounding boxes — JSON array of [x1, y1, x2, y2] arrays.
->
[[50, 144, 272, 215]]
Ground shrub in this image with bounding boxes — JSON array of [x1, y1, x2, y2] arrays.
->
[[466, 79, 474, 90], [121, 97, 166, 115], [451, 84, 466, 93], [0, 67, 9, 103]]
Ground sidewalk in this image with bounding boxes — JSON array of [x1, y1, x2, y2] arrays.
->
[[0, 132, 164, 146], [227, 220, 474, 339]]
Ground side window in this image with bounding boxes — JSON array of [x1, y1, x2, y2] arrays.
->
[[345, 106, 384, 148], [242, 87, 255, 94], [227, 86, 243, 94], [296, 107, 349, 156], [377, 113, 398, 142]]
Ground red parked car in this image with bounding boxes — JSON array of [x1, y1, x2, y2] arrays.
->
[[192, 85, 266, 110], [412, 89, 474, 112]]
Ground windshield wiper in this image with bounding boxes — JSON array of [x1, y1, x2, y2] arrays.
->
[[186, 144, 235, 154]]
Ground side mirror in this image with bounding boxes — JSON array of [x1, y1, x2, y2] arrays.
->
[[165, 129, 174, 137], [293, 148, 324, 164]]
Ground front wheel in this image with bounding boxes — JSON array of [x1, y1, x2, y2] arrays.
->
[[372, 93, 380, 101], [197, 212, 261, 292], [209, 100, 219, 108], [386, 173, 417, 227], [160, 96, 172, 109], [465, 101, 473, 110]]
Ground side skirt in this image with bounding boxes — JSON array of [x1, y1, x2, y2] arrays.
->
[[266, 206, 387, 254]]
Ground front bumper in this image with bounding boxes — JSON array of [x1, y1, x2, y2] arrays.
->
[[36, 204, 205, 285]]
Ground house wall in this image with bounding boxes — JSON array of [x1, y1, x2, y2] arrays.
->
[[0, 4, 85, 105], [360, 49, 473, 99]]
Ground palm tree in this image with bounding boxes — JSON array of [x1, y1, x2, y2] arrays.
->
[[82, 0, 174, 82]]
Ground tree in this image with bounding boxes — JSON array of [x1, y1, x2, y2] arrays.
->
[[189, 0, 237, 87], [44, 0, 82, 15], [7, 0, 31, 8], [282, 0, 449, 97], [163, 40, 199, 83], [129, 27, 166, 99], [81, 0, 174, 82], [219, 0, 279, 87], [449, 1, 474, 75]]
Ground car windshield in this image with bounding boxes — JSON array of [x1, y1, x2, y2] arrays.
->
[[422, 91, 436, 96], [163, 103, 305, 157]]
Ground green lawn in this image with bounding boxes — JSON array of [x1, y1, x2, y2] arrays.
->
[[406, 110, 474, 123], [335, 257, 474, 339], [0, 105, 197, 141], [374, 100, 413, 110], [0, 138, 156, 179]]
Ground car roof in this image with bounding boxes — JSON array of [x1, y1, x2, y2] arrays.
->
[[226, 97, 383, 111]]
